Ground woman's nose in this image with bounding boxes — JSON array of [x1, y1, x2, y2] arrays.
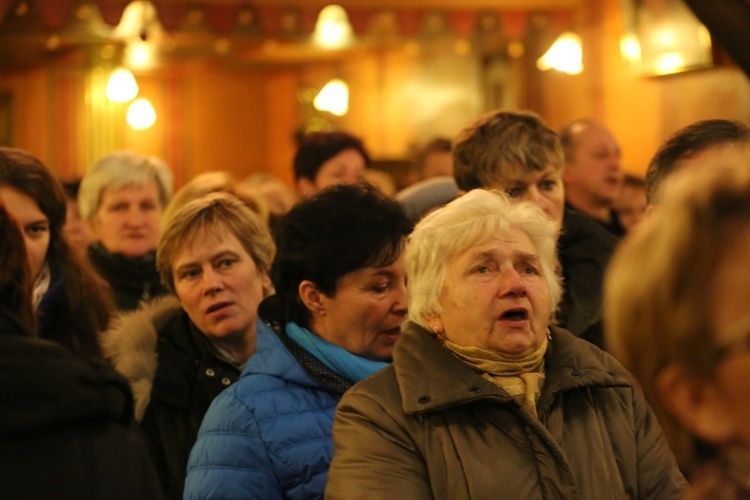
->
[[498, 269, 527, 297], [202, 268, 223, 294]]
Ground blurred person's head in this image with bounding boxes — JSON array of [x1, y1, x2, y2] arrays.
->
[[162, 171, 269, 229], [606, 161, 750, 472], [157, 193, 275, 361], [242, 172, 298, 217], [415, 137, 453, 179], [645, 119, 750, 207], [79, 151, 173, 258], [613, 173, 647, 233], [270, 183, 411, 361], [560, 119, 623, 221], [59, 177, 95, 256], [293, 132, 369, 198], [453, 109, 565, 230]]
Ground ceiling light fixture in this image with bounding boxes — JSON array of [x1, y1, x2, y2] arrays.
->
[[537, 31, 583, 75]]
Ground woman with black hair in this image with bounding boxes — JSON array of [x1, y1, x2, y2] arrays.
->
[[185, 183, 411, 499]]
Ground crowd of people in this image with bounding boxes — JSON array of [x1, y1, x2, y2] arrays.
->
[[0, 112, 748, 499]]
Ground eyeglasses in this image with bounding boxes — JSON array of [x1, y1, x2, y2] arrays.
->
[[713, 315, 750, 361]]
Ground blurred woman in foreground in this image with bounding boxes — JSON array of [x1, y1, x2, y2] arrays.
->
[[606, 162, 750, 498], [0, 204, 163, 499]]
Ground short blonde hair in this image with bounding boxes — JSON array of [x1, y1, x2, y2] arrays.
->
[[406, 189, 562, 330], [78, 151, 173, 223], [157, 192, 275, 293], [605, 161, 750, 469]]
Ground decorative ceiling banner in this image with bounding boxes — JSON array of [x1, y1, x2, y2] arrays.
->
[[448, 10, 479, 38], [346, 7, 373, 36], [500, 11, 530, 39], [550, 9, 573, 31], [256, 4, 283, 35], [299, 6, 321, 34], [95, 0, 130, 27], [36, 0, 74, 29], [207, 3, 240, 34], [396, 8, 424, 37], [153, 1, 187, 32]]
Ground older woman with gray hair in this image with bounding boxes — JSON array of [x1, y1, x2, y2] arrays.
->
[[79, 151, 173, 311], [326, 189, 686, 499]]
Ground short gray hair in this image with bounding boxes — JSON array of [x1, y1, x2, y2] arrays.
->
[[78, 151, 173, 223], [406, 189, 562, 329]]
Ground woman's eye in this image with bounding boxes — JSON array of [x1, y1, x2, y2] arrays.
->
[[26, 224, 48, 237], [371, 283, 390, 293], [506, 188, 521, 198], [219, 259, 235, 268], [180, 269, 200, 280], [539, 180, 557, 191], [474, 266, 489, 274], [522, 266, 538, 275]]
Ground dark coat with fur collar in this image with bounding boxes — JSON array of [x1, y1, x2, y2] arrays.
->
[[101, 296, 242, 499]]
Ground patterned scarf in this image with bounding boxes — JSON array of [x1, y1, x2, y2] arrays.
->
[[443, 335, 548, 417]]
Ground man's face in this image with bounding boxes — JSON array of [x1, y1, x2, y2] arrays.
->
[[563, 124, 622, 205]]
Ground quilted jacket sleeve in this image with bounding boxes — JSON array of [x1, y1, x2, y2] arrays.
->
[[183, 389, 283, 500], [325, 389, 432, 500]]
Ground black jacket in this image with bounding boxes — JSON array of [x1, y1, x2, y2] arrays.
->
[[557, 207, 619, 349], [0, 307, 163, 500], [88, 242, 169, 312], [101, 296, 242, 499]]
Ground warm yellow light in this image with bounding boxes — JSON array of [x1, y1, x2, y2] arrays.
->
[[106, 67, 139, 102], [537, 31, 583, 75], [125, 41, 153, 69], [313, 79, 349, 116], [655, 52, 685, 74], [313, 5, 353, 48], [620, 34, 641, 61], [127, 98, 156, 129]]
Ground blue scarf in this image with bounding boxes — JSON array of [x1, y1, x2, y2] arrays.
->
[[285, 322, 389, 384]]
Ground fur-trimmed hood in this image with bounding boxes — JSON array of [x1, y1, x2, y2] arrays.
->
[[100, 295, 182, 422]]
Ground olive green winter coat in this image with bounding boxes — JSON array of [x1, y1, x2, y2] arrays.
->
[[326, 323, 687, 500]]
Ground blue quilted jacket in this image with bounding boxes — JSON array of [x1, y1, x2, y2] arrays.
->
[[184, 318, 350, 499]]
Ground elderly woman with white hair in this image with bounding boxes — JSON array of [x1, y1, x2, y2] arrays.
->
[[325, 189, 686, 499], [79, 151, 173, 311]]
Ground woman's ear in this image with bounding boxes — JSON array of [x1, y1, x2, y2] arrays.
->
[[260, 271, 273, 297], [298, 280, 326, 318], [424, 314, 444, 337], [656, 364, 735, 446]]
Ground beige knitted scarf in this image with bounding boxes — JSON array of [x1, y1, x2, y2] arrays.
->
[[443, 335, 548, 417]]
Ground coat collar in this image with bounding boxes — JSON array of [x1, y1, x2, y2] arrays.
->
[[394, 322, 631, 415]]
